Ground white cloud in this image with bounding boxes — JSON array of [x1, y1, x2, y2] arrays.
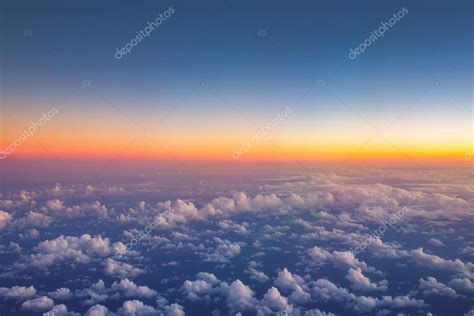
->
[[308, 247, 378, 274], [76, 280, 108, 306], [201, 238, 241, 262], [226, 280, 257, 312], [21, 296, 54, 312], [43, 304, 80, 316], [85, 304, 112, 316], [0, 285, 37, 301], [274, 268, 311, 305], [103, 258, 144, 278], [262, 287, 290, 312], [0, 210, 12, 229], [419, 277, 457, 297], [163, 303, 185, 316], [244, 263, 270, 283], [110, 279, 157, 298], [428, 238, 445, 247], [448, 278, 474, 294], [303, 309, 336, 316], [408, 248, 473, 277], [116, 299, 160, 316], [48, 288, 73, 300], [30, 234, 122, 269], [346, 268, 388, 292], [182, 272, 222, 301]]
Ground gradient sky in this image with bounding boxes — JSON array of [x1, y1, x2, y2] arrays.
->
[[0, 0, 472, 162]]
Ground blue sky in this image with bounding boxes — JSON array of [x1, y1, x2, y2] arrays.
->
[[2, 0, 471, 119]]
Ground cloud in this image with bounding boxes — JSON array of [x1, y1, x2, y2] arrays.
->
[[308, 247, 379, 274], [103, 258, 144, 278], [262, 287, 290, 312], [43, 304, 81, 316], [428, 238, 445, 247], [303, 309, 337, 316], [182, 272, 223, 301], [183, 273, 259, 313], [0, 285, 37, 301], [408, 248, 473, 277], [76, 280, 108, 306], [274, 268, 311, 305], [163, 303, 185, 316], [244, 261, 269, 283], [201, 238, 241, 262], [85, 304, 112, 316], [116, 300, 159, 316], [0, 210, 12, 229], [419, 277, 457, 298], [310, 278, 424, 313], [110, 279, 157, 298], [48, 288, 73, 300], [226, 280, 257, 312], [17, 211, 53, 228], [346, 268, 388, 292], [311, 279, 352, 303], [21, 296, 54, 312], [30, 234, 123, 269], [448, 278, 474, 294], [245, 266, 270, 283]]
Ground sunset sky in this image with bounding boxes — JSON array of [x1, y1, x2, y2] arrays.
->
[[0, 2, 473, 316], [1, 0, 472, 162]]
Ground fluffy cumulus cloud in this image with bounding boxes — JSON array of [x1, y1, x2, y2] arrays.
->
[[0, 285, 37, 301], [48, 287, 73, 300], [116, 300, 159, 315], [103, 258, 144, 278], [346, 268, 388, 292], [110, 279, 157, 298], [201, 238, 242, 262], [408, 248, 473, 278], [30, 234, 124, 269], [428, 238, 445, 247], [308, 247, 379, 273], [274, 268, 312, 305], [418, 277, 457, 298], [85, 304, 111, 316], [163, 303, 185, 316], [0, 210, 12, 229], [261, 287, 291, 312], [448, 278, 474, 294], [76, 280, 109, 306], [310, 277, 424, 313], [183, 274, 261, 313], [113, 299, 183, 316], [75, 278, 162, 308], [44, 304, 81, 316], [245, 266, 270, 283], [182, 273, 221, 301], [21, 296, 54, 312], [226, 279, 257, 312]]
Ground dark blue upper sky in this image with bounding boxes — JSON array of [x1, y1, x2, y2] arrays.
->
[[3, 0, 471, 106]]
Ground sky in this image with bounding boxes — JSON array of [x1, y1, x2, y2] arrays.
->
[[0, 2, 473, 316], [0, 0, 472, 163]]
